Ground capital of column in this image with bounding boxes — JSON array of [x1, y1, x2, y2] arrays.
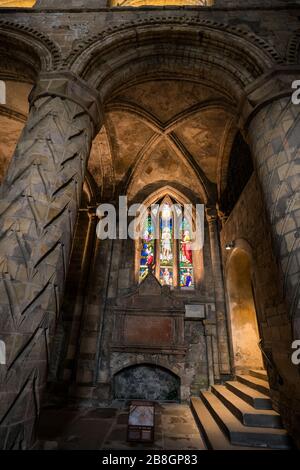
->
[[29, 71, 104, 136], [240, 66, 300, 130], [205, 206, 218, 224]]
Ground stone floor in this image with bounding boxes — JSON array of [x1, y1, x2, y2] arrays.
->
[[36, 402, 206, 450]]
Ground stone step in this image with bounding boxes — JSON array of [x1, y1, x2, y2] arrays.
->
[[226, 381, 272, 410], [236, 374, 270, 396], [249, 369, 269, 382], [201, 391, 290, 449], [211, 385, 282, 428], [190, 397, 255, 450]]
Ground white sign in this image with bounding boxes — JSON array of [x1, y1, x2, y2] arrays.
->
[[185, 304, 205, 319]]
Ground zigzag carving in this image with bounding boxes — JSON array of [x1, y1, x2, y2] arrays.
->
[[64, 16, 284, 73], [287, 29, 300, 64], [249, 98, 300, 326], [0, 20, 61, 71], [0, 94, 94, 449]]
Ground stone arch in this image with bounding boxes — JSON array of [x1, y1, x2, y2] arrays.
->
[[111, 358, 181, 378], [137, 184, 200, 208], [68, 18, 281, 102], [0, 20, 61, 76], [68, 19, 279, 206]]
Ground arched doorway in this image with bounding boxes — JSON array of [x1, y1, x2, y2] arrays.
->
[[226, 246, 263, 373], [113, 364, 180, 401]]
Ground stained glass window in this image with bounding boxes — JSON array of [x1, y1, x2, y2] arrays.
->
[[138, 196, 196, 289], [139, 210, 155, 282], [179, 218, 194, 288], [159, 202, 174, 286]]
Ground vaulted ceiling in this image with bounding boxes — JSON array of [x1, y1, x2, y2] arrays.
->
[[88, 79, 237, 202], [0, 78, 237, 203]]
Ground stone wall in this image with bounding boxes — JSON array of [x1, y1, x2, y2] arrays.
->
[[68, 223, 217, 403], [0, 0, 299, 65], [221, 173, 300, 447]]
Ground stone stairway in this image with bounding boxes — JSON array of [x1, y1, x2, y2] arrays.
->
[[191, 369, 291, 450]]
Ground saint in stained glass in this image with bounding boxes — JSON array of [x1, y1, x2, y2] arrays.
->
[[139, 211, 155, 282], [179, 217, 194, 288], [159, 202, 174, 286], [138, 196, 196, 288]]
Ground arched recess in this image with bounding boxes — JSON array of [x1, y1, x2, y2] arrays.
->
[[69, 18, 280, 201], [225, 240, 263, 373], [0, 21, 60, 76], [113, 363, 180, 401], [69, 19, 279, 101]]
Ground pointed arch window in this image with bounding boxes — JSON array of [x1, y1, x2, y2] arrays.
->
[[139, 195, 195, 288]]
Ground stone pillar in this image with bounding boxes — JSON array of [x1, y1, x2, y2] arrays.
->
[[244, 71, 300, 339], [206, 207, 231, 375], [0, 72, 102, 449]]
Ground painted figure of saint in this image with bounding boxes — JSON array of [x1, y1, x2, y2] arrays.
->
[[185, 269, 193, 287], [182, 229, 193, 264], [161, 226, 172, 260], [162, 268, 172, 286], [146, 247, 154, 266], [143, 228, 152, 242]]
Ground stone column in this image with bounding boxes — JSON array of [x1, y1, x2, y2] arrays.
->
[[0, 71, 102, 449], [206, 207, 231, 375], [244, 71, 300, 339]]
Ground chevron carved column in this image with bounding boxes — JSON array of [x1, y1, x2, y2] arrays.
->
[[245, 71, 300, 340], [0, 72, 102, 449]]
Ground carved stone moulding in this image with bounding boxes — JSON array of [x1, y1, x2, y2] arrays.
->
[[111, 273, 186, 355], [30, 71, 103, 134]]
